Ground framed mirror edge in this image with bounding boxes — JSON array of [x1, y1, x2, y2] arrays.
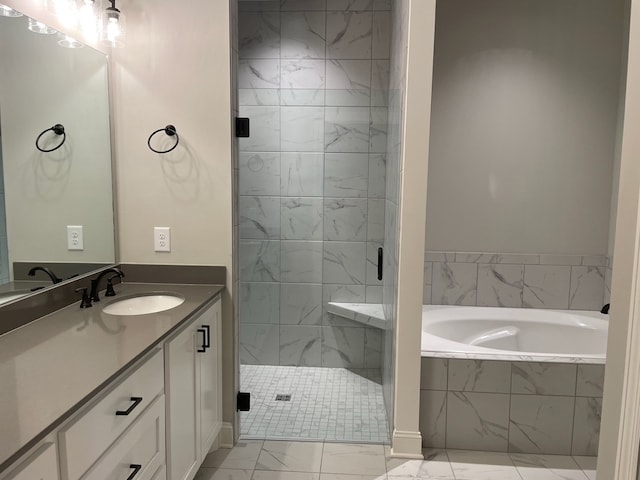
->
[[0, 2, 118, 313]]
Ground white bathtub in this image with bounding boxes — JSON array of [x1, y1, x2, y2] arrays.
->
[[422, 305, 608, 364]]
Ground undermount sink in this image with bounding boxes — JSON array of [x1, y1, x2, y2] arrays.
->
[[102, 294, 185, 316]]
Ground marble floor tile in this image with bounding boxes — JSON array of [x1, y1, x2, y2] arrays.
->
[[511, 454, 588, 480], [194, 468, 254, 480], [321, 443, 386, 475], [202, 441, 264, 469], [256, 441, 324, 472], [319, 475, 387, 480], [386, 449, 454, 479], [447, 450, 521, 480], [253, 471, 320, 480]]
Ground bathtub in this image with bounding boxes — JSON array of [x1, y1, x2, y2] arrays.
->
[[421, 305, 608, 364], [419, 305, 608, 455]]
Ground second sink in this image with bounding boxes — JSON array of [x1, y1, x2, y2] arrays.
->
[[102, 294, 185, 316]]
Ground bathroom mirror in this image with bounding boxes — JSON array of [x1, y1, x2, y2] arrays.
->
[[0, 9, 115, 303]]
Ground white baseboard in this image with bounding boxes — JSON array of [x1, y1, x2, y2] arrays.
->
[[219, 422, 234, 448], [389, 429, 423, 459]]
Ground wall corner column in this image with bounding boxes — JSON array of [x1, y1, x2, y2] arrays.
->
[[391, 0, 437, 458]]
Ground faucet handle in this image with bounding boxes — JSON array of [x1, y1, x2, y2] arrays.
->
[[105, 275, 121, 297], [75, 287, 92, 309]]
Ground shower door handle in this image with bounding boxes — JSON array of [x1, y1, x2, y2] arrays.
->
[[378, 247, 383, 281]]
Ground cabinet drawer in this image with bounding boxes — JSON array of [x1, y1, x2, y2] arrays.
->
[[82, 395, 165, 480], [150, 465, 165, 480], [60, 350, 164, 480], [4, 443, 59, 480]]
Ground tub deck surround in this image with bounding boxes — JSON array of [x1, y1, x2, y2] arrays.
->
[[420, 357, 605, 456], [327, 301, 390, 330], [421, 306, 607, 364], [0, 282, 224, 472], [418, 307, 606, 456]]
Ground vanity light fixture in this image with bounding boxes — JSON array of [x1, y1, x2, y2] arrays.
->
[[0, 4, 22, 17], [101, 0, 126, 48], [46, 0, 78, 28], [78, 0, 100, 42], [27, 17, 57, 34]]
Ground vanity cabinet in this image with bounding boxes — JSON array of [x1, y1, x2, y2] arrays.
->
[[165, 298, 222, 480], [59, 350, 164, 480]]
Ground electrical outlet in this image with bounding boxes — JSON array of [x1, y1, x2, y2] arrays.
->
[[154, 227, 171, 252], [67, 225, 84, 251]]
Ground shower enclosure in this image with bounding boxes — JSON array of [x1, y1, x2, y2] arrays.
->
[[232, 0, 398, 443]]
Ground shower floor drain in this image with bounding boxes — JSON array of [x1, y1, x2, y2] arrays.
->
[[275, 394, 292, 401]]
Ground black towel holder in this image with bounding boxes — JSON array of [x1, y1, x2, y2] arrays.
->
[[147, 125, 179, 154], [36, 124, 66, 153]]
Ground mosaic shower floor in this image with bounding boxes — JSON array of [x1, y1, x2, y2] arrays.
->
[[240, 365, 390, 443]]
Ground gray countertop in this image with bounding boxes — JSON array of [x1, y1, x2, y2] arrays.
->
[[0, 282, 224, 472]]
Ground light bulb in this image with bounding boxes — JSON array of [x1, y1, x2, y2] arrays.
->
[[101, 4, 126, 48], [79, 0, 99, 42], [27, 17, 57, 34], [46, 0, 77, 28], [0, 4, 23, 17]]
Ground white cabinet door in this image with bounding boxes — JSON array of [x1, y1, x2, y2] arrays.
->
[[4, 443, 58, 480], [165, 297, 223, 480], [199, 299, 222, 458], [165, 323, 199, 480]]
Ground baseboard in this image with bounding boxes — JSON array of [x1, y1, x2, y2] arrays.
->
[[219, 422, 234, 448], [390, 429, 423, 459]]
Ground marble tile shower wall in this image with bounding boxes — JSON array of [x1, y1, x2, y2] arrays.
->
[[423, 251, 611, 311], [237, 0, 392, 368], [419, 358, 604, 456]]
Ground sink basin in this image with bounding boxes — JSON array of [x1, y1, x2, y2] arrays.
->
[[102, 294, 185, 316]]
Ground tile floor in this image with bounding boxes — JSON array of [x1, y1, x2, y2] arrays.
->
[[240, 365, 389, 443], [195, 440, 598, 480]]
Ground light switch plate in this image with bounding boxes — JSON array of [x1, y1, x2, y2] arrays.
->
[[67, 225, 84, 251], [154, 227, 171, 252]]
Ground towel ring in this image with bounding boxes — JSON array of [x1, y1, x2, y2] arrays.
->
[[36, 124, 66, 153], [147, 125, 179, 154]]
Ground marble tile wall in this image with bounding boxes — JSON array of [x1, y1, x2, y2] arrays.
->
[[424, 251, 610, 311], [237, 0, 392, 368], [419, 358, 604, 455]]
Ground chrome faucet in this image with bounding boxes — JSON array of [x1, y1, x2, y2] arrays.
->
[[28, 266, 62, 284], [89, 267, 125, 302]]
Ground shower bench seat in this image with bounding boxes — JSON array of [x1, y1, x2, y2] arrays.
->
[[326, 302, 390, 330]]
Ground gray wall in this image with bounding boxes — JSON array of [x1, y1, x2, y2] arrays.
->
[[425, 0, 625, 256], [237, 0, 392, 368]]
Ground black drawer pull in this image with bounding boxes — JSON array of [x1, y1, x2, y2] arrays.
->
[[197, 328, 207, 353], [116, 397, 143, 416], [377, 247, 383, 281], [202, 324, 211, 349], [126, 464, 142, 480]]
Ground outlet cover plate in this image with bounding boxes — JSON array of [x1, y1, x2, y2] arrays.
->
[[154, 227, 171, 252], [67, 225, 84, 251]]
